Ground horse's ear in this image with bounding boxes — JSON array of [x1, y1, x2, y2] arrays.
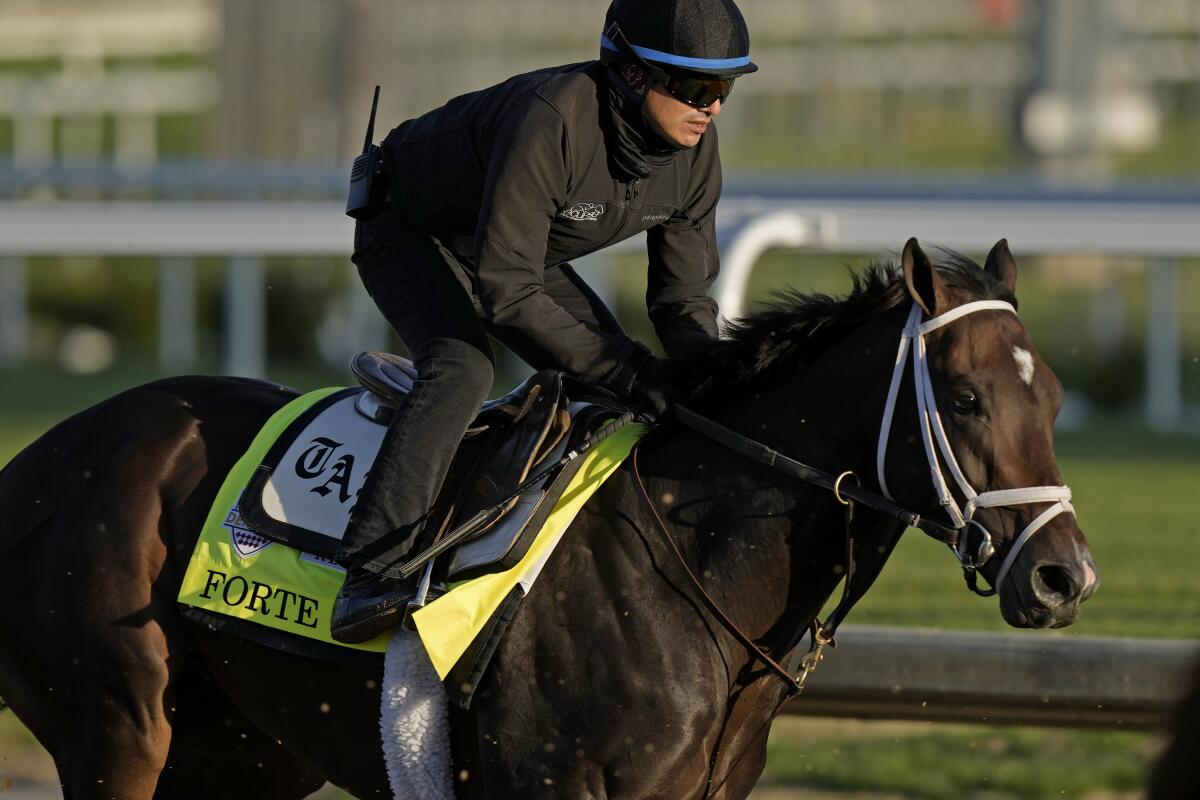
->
[[984, 238, 1018, 293], [902, 237, 945, 316]]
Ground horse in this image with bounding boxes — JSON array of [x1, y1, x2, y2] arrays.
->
[[0, 238, 1096, 799]]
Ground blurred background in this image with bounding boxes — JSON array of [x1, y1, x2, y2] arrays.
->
[[0, 0, 1197, 798]]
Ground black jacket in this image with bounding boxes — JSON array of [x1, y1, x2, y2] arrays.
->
[[382, 61, 721, 391]]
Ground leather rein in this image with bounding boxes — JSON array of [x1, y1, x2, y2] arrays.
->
[[630, 414, 894, 697], [629, 299, 1075, 697]]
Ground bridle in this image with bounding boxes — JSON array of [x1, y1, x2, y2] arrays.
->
[[631, 297, 1077, 697], [876, 300, 1075, 597]]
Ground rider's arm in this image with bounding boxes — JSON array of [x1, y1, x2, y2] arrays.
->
[[645, 125, 722, 360], [474, 98, 645, 391]]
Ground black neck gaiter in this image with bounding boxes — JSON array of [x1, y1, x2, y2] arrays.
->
[[603, 66, 683, 181]]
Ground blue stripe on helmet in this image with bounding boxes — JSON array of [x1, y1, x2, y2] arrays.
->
[[600, 34, 750, 70]]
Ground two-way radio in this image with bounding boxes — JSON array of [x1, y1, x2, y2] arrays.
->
[[345, 85, 387, 220]]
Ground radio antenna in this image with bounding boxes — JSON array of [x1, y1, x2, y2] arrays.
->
[[362, 85, 381, 154]]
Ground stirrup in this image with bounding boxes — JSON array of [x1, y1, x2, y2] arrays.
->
[[400, 562, 442, 631]]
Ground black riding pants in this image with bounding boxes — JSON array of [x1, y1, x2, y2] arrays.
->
[[340, 209, 625, 578]]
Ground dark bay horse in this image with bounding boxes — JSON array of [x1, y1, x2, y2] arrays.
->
[[0, 239, 1096, 799]]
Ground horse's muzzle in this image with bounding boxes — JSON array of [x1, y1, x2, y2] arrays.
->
[[1001, 553, 1098, 629]]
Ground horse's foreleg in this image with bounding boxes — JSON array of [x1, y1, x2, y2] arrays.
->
[[55, 588, 181, 798], [0, 499, 184, 798], [155, 662, 326, 800], [0, 589, 178, 798], [59, 696, 171, 800]]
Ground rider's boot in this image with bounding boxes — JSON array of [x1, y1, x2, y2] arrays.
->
[[332, 505, 428, 643], [330, 566, 419, 644]]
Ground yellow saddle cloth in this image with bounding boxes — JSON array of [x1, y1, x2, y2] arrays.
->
[[178, 387, 644, 676]]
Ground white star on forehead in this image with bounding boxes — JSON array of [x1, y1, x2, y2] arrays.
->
[[1013, 346, 1035, 386]]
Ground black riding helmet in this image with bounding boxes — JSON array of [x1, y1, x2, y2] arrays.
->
[[601, 0, 756, 108]]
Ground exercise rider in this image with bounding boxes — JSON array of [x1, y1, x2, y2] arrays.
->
[[332, 0, 757, 644]]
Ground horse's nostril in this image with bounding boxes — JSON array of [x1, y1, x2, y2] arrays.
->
[[1033, 563, 1080, 607]]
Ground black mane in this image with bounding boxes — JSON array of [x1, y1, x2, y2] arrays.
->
[[675, 249, 1013, 406]]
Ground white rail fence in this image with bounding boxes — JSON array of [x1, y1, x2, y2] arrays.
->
[[0, 195, 1196, 429], [787, 626, 1199, 731]]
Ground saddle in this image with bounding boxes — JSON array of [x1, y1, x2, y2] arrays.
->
[[240, 351, 620, 582]]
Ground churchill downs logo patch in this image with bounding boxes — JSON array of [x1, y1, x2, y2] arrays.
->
[[224, 495, 272, 557], [558, 202, 605, 222]]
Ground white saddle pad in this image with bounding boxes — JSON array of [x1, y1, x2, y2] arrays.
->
[[252, 390, 385, 545]]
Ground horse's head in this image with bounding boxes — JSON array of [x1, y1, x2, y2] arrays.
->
[[881, 238, 1098, 629]]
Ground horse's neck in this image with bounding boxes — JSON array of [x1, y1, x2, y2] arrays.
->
[[642, 316, 898, 642]]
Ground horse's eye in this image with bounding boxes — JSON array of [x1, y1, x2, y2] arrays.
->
[[953, 391, 979, 414]]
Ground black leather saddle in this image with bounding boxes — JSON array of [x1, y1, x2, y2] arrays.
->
[[349, 351, 618, 581]]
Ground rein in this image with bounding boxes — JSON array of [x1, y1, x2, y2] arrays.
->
[[629, 433, 891, 798], [630, 445, 807, 691], [635, 410, 897, 697], [672, 406, 960, 547]]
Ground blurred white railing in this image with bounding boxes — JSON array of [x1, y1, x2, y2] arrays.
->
[[788, 625, 1199, 730], [0, 194, 1196, 429]]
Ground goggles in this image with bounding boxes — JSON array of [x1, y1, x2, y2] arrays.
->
[[657, 72, 734, 108], [603, 23, 735, 108]]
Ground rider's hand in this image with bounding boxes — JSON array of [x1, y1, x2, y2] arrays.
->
[[628, 355, 675, 422]]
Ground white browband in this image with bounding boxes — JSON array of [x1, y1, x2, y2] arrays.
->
[[875, 302, 1075, 591]]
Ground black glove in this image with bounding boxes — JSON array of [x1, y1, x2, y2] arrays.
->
[[628, 355, 675, 422]]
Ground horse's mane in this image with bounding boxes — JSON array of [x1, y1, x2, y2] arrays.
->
[[675, 249, 1014, 406]]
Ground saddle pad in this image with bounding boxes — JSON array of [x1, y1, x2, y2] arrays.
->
[[239, 387, 385, 557], [177, 387, 646, 673], [177, 387, 389, 653]]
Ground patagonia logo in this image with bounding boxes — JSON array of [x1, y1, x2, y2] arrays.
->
[[558, 202, 605, 222], [642, 213, 671, 224]]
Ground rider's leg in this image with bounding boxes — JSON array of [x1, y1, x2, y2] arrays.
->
[[333, 211, 495, 642]]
